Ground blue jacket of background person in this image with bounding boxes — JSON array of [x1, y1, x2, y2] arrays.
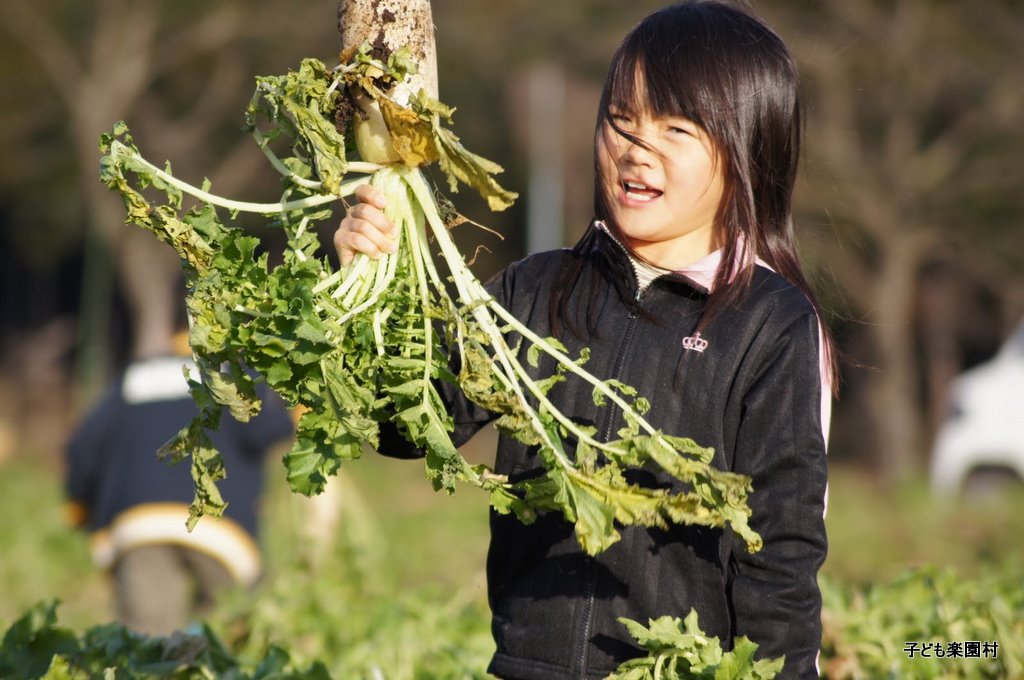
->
[[65, 353, 294, 586]]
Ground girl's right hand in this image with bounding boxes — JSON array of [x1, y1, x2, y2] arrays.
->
[[334, 184, 399, 266]]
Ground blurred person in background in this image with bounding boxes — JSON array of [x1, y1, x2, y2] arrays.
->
[[63, 312, 294, 636]]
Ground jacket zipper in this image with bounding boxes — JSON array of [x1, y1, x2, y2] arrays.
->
[[574, 561, 598, 678], [574, 288, 645, 677]]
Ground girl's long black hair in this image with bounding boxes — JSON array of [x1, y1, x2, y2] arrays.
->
[[550, 0, 838, 390]]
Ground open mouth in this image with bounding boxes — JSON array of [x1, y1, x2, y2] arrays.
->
[[622, 180, 662, 202]]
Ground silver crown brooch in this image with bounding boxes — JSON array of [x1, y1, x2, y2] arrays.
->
[[682, 331, 709, 353]]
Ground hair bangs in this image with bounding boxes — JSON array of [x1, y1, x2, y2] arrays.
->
[[600, 18, 712, 131]]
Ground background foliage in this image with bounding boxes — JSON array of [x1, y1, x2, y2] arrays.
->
[[2, 446, 1022, 678]]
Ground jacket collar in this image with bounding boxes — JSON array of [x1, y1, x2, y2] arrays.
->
[[593, 221, 723, 294]]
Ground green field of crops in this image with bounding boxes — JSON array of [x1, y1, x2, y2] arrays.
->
[[2, 430, 1022, 678]]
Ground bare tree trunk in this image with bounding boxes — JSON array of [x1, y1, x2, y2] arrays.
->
[[118, 229, 183, 358], [918, 260, 960, 437], [867, 241, 926, 479]]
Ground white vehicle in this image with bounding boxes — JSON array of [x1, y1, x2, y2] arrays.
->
[[930, 320, 1024, 497]]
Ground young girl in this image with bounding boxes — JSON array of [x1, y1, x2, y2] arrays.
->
[[337, 2, 833, 678]]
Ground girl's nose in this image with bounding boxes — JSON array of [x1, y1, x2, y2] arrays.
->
[[621, 134, 655, 167]]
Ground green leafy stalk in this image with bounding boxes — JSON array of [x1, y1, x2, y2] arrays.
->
[[98, 45, 762, 555], [0, 601, 330, 679], [608, 611, 784, 680], [402, 168, 760, 554]]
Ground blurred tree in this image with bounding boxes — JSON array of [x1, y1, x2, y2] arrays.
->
[[0, 0, 337, 404], [761, 0, 1024, 478], [0, 0, 671, 391], [2, 0, 1021, 478]]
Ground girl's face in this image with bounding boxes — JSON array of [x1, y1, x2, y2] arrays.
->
[[596, 103, 725, 270]]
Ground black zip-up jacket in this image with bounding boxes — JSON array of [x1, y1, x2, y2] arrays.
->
[[381, 230, 829, 679]]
